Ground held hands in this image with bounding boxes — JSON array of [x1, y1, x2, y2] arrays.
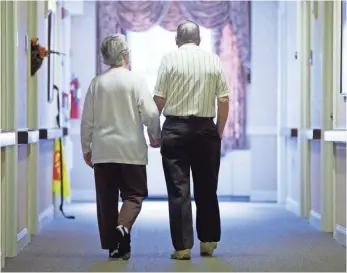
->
[[83, 152, 94, 168], [148, 129, 161, 148], [149, 135, 161, 148]]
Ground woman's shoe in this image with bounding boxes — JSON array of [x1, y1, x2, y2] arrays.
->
[[109, 226, 131, 260]]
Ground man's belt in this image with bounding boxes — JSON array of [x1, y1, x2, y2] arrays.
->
[[166, 115, 214, 121]]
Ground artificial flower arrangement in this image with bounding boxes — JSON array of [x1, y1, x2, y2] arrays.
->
[[30, 37, 64, 76]]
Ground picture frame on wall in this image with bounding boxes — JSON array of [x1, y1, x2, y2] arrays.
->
[[47, 11, 55, 102], [341, 0, 346, 95]]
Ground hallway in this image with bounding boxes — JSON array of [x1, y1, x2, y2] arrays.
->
[[3, 202, 346, 272]]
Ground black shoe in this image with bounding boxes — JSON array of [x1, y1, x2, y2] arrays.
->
[[109, 225, 131, 260]]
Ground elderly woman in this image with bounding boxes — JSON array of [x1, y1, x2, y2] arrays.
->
[[80, 34, 161, 260]]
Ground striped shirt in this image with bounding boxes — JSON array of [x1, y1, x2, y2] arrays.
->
[[153, 44, 230, 117]]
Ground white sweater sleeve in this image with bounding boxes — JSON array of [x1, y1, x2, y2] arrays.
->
[[80, 80, 95, 154], [136, 79, 161, 139]]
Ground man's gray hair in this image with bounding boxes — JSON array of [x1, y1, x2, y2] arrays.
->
[[176, 20, 201, 45], [101, 34, 129, 66]]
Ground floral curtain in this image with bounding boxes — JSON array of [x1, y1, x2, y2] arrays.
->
[[214, 24, 247, 152], [96, 0, 250, 149]]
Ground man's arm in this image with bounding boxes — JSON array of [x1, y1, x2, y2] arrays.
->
[[215, 58, 230, 138], [153, 56, 168, 113], [153, 96, 165, 114], [80, 80, 95, 156], [137, 80, 161, 140]]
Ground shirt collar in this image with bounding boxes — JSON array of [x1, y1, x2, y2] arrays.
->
[[179, 44, 198, 49]]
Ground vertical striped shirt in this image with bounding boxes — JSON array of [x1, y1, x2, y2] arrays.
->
[[153, 44, 230, 117]]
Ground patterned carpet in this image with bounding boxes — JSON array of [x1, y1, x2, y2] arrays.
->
[[3, 202, 346, 272]]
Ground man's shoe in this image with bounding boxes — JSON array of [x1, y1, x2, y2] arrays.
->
[[171, 249, 191, 260], [109, 225, 131, 260], [200, 242, 217, 256]]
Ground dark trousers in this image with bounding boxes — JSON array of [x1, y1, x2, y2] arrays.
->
[[161, 116, 221, 251], [94, 163, 148, 250]]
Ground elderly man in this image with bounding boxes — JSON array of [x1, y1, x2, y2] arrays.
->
[[81, 34, 161, 260], [153, 21, 230, 260]]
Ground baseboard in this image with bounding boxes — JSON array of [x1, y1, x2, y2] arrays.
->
[[71, 190, 96, 202], [71, 191, 251, 203], [250, 190, 277, 202], [335, 225, 346, 247], [286, 197, 300, 216], [16, 228, 30, 254], [147, 195, 250, 202], [0, 248, 3, 268], [38, 205, 55, 232], [309, 210, 322, 230]]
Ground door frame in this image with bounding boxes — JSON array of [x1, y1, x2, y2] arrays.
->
[[277, 1, 288, 204], [26, 0, 40, 236], [330, 0, 343, 236], [318, 1, 335, 232], [1, 1, 19, 258], [0, 0, 3, 267], [298, 0, 311, 218]]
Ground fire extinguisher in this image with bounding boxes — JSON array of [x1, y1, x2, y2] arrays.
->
[[70, 75, 81, 119]]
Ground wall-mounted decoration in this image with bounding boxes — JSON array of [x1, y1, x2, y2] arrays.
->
[[31, 38, 48, 76], [341, 0, 346, 95], [30, 37, 64, 76]]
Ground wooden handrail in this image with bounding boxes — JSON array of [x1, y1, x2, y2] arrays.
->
[[0, 131, 16, 147], [280, 127, 298, 138], [300, 129, 322, 140], [39, 128, 63, 140], [17, 129, 40, 144], [324, 130, 347, 143], [2, 127, 70, 146]]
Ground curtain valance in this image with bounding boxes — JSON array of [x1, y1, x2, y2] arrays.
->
[[97, 1, 250, 73], [106, 1, 239, 32]]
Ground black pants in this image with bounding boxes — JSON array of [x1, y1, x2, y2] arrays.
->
[[94, 163, 148, 250], [160, 116, 221, 251]]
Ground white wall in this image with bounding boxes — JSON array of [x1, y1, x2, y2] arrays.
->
[[277, 1, 302, 211], [69, 0, 97, 201], [70, 0, 96, 100], [248, 1, 278, 201]]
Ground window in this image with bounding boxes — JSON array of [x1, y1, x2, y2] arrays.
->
[[127, 25, 212, 92]]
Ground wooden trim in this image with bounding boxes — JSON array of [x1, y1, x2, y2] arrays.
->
[[280, 127, 298, 137], [17, 129, 39, 144], [39, 128, 62, 140], [300, 129, 322, 140], [62, 127, 69, 136], [0, 131, 16, 147], [324, 130, 347, 143]]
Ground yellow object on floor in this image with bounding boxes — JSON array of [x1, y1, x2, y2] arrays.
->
[[52, 138, 71, 199]]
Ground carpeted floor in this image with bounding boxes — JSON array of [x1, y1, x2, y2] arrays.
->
[[3, 202, 346, 272]]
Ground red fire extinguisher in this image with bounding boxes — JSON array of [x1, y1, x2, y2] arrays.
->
[[70, 75, 81, 119]]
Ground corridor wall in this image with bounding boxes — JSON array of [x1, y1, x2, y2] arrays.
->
[[277, 1, 302, 211], [36, 0, 57, 225], [0, 0, 67, 264], [248, 1, 278, 201], [16, 0, 30, 252], [278, 0, 346, 246], [69, 0, 97, 201], [330, 0, 346, 246]]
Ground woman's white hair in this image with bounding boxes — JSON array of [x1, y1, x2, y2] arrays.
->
[[101, 34, 129, 66]]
